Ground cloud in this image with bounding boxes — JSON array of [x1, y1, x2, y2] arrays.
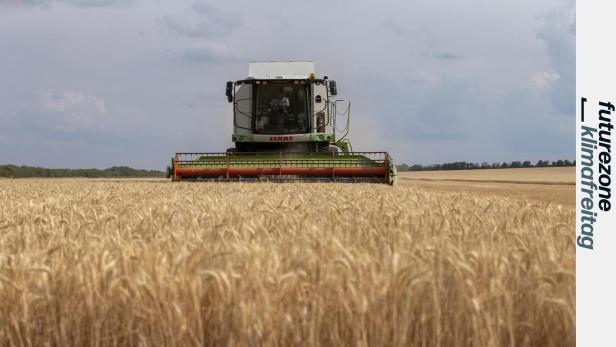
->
[[37, 90, 108, 131], [184, 91, 225, 108], [380, 18, 460, 62], [41, 90, 106, 114], [15, 0, 132, 8], [62, 0, 132, 7], [531, 71, 560, 90], [379, 18, 436, 45], [161, 3, 239, 38], [21, 0, 47, 5], [536, 0, 575, 115], [379, 19, 413, 38], [0, 89, 162, 169], [178, 43, 240, 64], [361, 75, 476, 142], [1, 0, 50, 7], [266, 14, 290, 30], [432, 52, 462, 60]]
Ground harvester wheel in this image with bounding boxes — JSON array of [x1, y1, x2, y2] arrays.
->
[[165, 166, 171, 179]]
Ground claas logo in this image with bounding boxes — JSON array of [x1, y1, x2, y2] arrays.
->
[[269, 136, 293, 141]]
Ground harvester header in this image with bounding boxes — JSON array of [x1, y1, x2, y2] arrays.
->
[[167, 61, 397, 184]]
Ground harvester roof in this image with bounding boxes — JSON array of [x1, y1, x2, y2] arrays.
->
[[248, 61, 315, 80]]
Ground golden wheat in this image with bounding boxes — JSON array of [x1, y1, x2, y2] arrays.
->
[[0, 179, 574, 346], [399, 167, 575, 184]]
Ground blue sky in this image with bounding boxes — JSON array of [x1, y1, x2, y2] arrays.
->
[[0, 0, 575, 169]]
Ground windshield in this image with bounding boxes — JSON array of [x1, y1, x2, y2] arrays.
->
[[254, 82, 309, 134]]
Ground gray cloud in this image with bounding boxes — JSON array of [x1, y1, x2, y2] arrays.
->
[[183, 91, 223, 108], [161, 3, 239, 38], [536, 0, 575, 115], [432, 52, 463, 60], [178, 44, 240, 64], [37, 90, 108, 131], [1, 0, 50, 7], [0, 89, 168, 169], [21, 0, 46, 4], [266, 14, 290, 30], [379, 19, 413, 38], [362, 75, 478, 141], [15, 0, 132, 8], [62, 0, 131, 7], [379, 18, 461, 63]]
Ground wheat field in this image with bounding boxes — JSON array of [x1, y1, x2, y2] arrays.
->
[[399, 167, 574, 184], [0, 176, 574, 346]]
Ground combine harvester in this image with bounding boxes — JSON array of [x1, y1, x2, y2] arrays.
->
[[167, 62, 396, 185]]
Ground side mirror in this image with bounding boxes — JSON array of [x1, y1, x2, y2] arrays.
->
[[225, 81, 234, 102], [329, 80, 337, 96]]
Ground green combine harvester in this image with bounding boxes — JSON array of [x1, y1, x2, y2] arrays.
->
[[167, 62, 397, 185]]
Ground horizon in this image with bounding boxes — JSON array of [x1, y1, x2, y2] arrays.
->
[[1, 157, 577, 172]]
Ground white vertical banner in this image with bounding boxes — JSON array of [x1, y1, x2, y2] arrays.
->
[[577, 2, 616, 346]]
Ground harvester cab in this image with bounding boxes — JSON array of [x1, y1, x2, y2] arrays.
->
[[168, 61, 397, 185]]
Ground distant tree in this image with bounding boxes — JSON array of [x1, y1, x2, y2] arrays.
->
[[443, 162, 465, 170], [0, 165, 165, 178], [389, 159, 575, 171], [397, 163, 410, 172]]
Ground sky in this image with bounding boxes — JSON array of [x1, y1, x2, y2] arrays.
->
[[0, 0, 575, 169]]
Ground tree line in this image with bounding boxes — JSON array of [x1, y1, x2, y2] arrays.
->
[[0, 165, 165, 178], [396, 159, 575, 172]]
